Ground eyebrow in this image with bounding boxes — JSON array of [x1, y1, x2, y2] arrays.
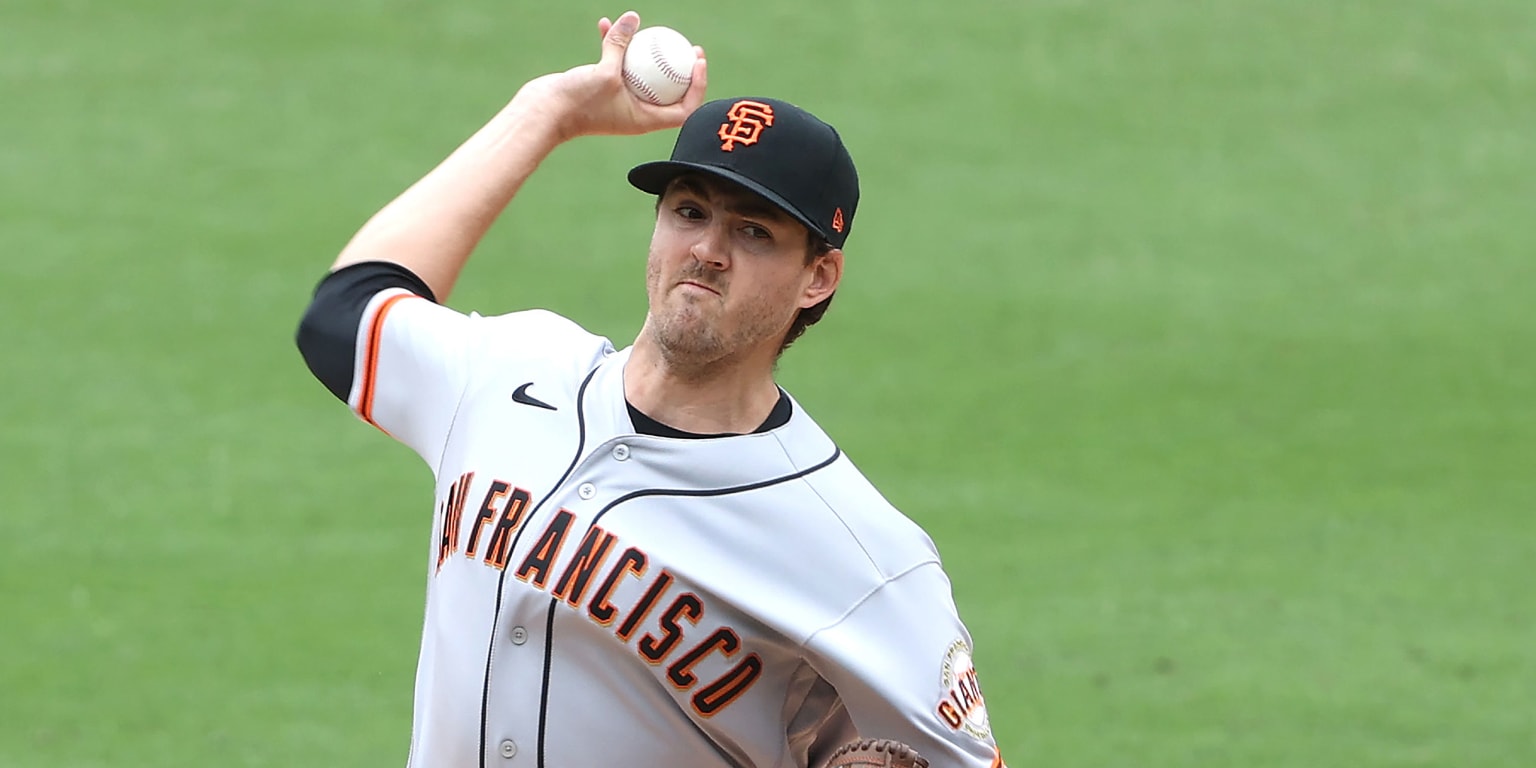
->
[[670, 178, 792, 223]]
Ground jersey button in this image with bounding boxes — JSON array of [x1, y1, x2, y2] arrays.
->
[[577, 482, 596, 500], [510, 626, 527, 645], [499, 739, 518, 758], [612, 444, 630, 461]]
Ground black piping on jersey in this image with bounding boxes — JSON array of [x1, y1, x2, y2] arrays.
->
[[582, 447, 843, 531], [475, 365, 599, 768], [536, 600, 558, 768], [531, 444, 844, 768]]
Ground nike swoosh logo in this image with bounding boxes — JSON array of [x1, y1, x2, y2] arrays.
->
[[512, 382, 557, 411]]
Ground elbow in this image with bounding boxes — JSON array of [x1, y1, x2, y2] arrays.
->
[[295, 297, 356, 403]]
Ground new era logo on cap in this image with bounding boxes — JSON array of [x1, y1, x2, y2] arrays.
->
[[628, 97, 860, 249]]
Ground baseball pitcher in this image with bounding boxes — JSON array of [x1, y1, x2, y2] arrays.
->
[[295, 11, 1007, 768]]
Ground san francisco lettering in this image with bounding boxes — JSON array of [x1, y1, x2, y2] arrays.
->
[[433, 472, 762, 717]]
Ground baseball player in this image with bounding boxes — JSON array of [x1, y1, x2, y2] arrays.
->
[[295, 11, 1006, 768]]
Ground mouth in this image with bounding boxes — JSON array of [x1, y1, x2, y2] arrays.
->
[[678, 280, 721, 296]]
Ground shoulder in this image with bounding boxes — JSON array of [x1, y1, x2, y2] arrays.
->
[[774, 400, 941, 579], [805, 454, 941, 577], [429, 310, 616, 409], [765, 448, 955, 641], [473, 308, 605, 347], [461, 309, 615, 369]]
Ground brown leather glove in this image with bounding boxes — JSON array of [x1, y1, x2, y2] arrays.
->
[[822, 738, 930, 768]]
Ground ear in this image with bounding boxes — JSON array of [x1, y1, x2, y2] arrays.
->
[[800, 249, 843, 309]]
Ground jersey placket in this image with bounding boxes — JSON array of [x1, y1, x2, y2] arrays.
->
[[481, 435, 633, 766]]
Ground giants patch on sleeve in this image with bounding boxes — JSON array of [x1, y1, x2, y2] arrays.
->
[[935, 639, 991, 740]]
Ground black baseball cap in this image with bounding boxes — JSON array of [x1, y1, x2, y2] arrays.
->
[[628, 97, 860, 248]]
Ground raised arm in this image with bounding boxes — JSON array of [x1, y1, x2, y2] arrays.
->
[[330, 11, 708, 301]]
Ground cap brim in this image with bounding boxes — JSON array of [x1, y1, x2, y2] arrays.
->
[[627, 161, 831, 243]]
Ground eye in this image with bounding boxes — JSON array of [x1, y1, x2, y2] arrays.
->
[[674, 205, 705, 220], [742, 223, 773, 240]]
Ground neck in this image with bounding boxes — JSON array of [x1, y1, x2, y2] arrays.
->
[[624, 329, 781, 435]]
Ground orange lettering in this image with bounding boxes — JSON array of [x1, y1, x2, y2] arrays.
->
[[938, 700, 964, 729]]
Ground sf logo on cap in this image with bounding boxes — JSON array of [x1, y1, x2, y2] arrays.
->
[[717, 100, 775, 152]]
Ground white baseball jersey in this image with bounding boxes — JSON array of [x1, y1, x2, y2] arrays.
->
[[303, 274, 1006, 767]]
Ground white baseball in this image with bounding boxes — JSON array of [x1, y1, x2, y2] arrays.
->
[[622, 26, 697, 106]]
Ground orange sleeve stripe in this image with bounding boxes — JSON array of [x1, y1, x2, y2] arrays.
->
[[357, 292, 416, 428], [991, 748, 1006, 768]]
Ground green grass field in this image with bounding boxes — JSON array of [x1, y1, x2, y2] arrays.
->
[[4, 1, 1533, 765]]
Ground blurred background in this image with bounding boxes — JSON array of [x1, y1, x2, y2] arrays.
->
[[2, 0, 1533, 765]]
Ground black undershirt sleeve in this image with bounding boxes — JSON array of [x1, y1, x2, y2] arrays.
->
[[294, 261, 437, 402]]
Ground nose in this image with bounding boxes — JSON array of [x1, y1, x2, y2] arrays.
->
[[689, 224, 730, 270]]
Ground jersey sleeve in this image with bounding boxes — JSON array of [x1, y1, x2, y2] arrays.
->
[[806, 564, 1009, 768], [296, 261, 477, 469]]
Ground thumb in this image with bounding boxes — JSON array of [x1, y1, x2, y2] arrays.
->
[[599, 11, 640, 71]]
